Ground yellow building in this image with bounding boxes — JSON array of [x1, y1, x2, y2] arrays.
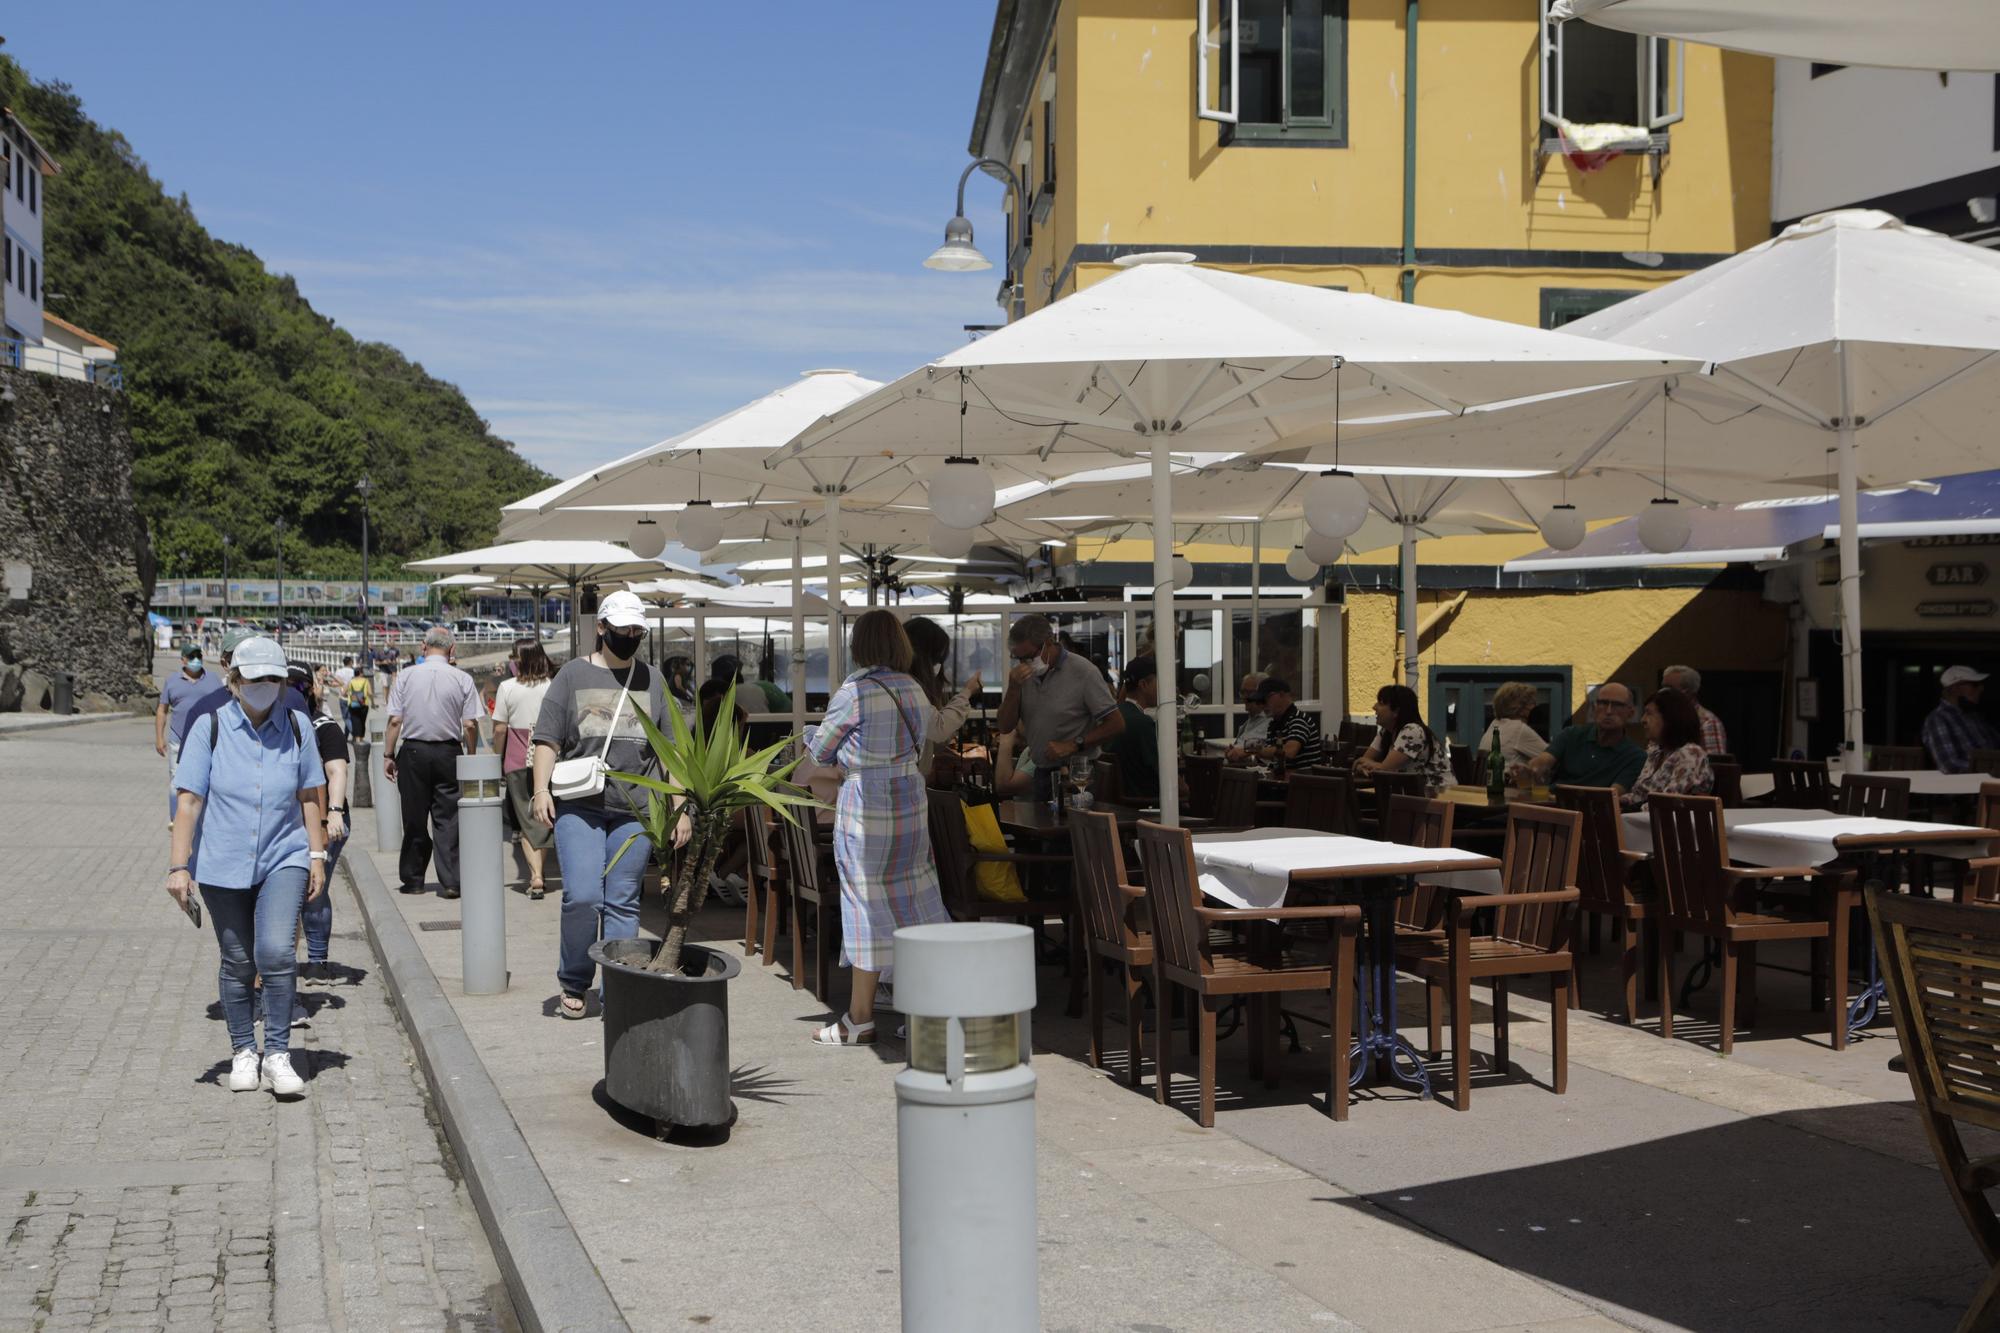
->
[[967, 1, 1786, 751]]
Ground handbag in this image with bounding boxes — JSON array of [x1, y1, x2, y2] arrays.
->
[[548, 680, 629, 801]]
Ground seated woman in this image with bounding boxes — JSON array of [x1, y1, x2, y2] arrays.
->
[[1353, 684, 1453, 791], [992, 728, 1036, 800], [1620, 688, 1715, 809], [1476, 680, 1548, 771]]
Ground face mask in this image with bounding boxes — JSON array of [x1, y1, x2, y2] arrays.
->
[[184, 659, 204, 676], [239, 681, 281, 712], [1031, 657, 1051, 679], [603, 628, 645, 660]]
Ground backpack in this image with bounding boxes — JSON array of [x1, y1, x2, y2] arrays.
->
[[209, 706, 304, 751]]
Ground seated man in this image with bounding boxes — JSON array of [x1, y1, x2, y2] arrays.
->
[[1250, 678, 1323, 768], [1509, 681, 1645, 790], [1923, 665, 2000, 774], [1662, 663, 1728, 754], [1225, 672, 1269, 764]]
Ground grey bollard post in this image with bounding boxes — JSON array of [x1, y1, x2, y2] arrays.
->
[[370, 709, 402, 853], [454, 752, 508, 995], [893, 922, 1039, 1332]]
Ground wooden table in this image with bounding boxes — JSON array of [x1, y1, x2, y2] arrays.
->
[[1437, 784, 1555, 818], [1740, 767, 1996, 802], [993, 800, 1208, 838], [1190, 828, 1501, 1098]]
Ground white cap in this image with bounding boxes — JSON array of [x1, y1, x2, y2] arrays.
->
[[232, 636, 289, 680], [598, 589, 648, 629], [1942, 665, 1990, 688]]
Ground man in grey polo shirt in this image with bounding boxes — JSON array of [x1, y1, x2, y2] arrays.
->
[[995, 614, 1125, 805], [382, 626, 483, 898]]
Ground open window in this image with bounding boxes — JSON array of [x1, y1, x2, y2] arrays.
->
[[1197, 0, 1239, 124], [1199, 0, 1346, 145], [1540, 1, 1681, 130]]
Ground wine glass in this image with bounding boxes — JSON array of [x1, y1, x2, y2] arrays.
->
[[1067, 753, 1094, 811]]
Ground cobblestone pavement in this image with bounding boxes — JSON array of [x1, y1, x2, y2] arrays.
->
[[0, 718, 515, 1332]]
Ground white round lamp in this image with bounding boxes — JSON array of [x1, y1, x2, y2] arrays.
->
[[627, 517, 668, 560], [1284, 548, 1318, 581], [929, 520, 977, 560], [931, 458, 997, 529], [1302, 527, 1345, 566], [1637, 497, 1691, 554], [676, 501, 725, 554], [1170, 553, 1194, 590], [1539, 504, 1586, 552], [1303, 470, 1370, 541]]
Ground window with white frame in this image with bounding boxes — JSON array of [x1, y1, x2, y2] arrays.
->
[[1198, 0, 1347, 145], [1540, 0, 1682, 132]]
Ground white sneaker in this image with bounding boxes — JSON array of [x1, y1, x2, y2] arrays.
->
[[262, 1052, 306, 1097], [228, 1049, 261, 1093]]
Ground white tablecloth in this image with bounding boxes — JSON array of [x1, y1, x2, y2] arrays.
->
[[1621, 807, 1993, 868], [1739, 768, 1992, 801], [1190, 828, 1501, 911]]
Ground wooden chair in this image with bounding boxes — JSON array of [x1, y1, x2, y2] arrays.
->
[[1867, 744, 1928, 771], [1133, 821, 1360, 1126], [1771, 757, 1835, 810], [1840, 772, 1912, 820], [925, 790, 1071, 929], [1449, 744, 1477, 787], [1360, 768, 1427, 835], [1969, 749, 2000, 779], [1089, 758, 1123, 807], [741, 805, 784, 964], [1556, 785, 1656, 1024], [1283, 771, 1356, 835], [1649, 792, 1849, 1053], [1214, 767, 1261, 828], [1956, 857, 2000, 907], [1868, 887, 2000, 1331], [1709, 759, 1744, 809], [1183, 754, 1223, 820], [1071, 810, 1153, 1088], [1382, 795, 1455, 942], [1399, 804, 1582, 1110], [775, 806, 838, 1003]]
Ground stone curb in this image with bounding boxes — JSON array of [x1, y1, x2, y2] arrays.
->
[[0, 711, 140, 733], [343, 850, 629, 1333]]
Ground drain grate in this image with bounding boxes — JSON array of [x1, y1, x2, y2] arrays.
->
[[417, 919, 463, 932]]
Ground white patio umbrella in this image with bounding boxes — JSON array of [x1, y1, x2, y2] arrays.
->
[[774, 255, 1698, 821], [1551, 0, 2000, 71], [405, 541, 685, 655], [1555, 209, 2000, 765]]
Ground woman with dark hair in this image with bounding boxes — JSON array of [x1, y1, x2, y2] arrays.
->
[[1620, 688, 1715, 808], [802, 609, 949, 1046], [494, 642, 556, 899], [1354, 684, 1452, 790], [900, 615, 982, 778]]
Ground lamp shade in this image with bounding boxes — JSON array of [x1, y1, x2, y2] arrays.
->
[[923, 215, 992, 272], [1170, 553, 1195, 590], [1303, 470, 1370, 541], [676, 501, 725, 554], [1637, 497, 1691, 554], [928, 520, 977, 560], [1284, 547, 1318, 581], [1539, 504, 1586, 552], [627, 517, 668, 561], [931, 458, 997, 529], [1302, 527, 1345, 566]]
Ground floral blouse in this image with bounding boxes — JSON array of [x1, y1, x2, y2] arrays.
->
[[1371, 723, 1453, 791], [1621, 741, 1714, 809]]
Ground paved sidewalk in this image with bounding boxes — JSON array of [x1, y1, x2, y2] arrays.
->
[[0, 718, 514, 1332]]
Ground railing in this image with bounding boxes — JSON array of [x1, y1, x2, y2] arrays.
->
[[1, 336, 123, 390]]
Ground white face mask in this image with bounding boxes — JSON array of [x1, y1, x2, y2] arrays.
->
[[1030, 654, 1052, 679], [239, 681, 281, 712]]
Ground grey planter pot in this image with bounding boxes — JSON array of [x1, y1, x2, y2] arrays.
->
[[589, 937, 739, 1129]]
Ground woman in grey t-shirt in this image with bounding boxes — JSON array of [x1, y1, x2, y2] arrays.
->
[[530, 592, 679, 1017]]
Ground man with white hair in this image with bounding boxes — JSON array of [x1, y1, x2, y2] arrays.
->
[[1662, 664, 1727, 755], [382, 626, 483, 898]]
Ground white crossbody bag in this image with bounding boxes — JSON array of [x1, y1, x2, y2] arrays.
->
[[547, 682, 629, 802]]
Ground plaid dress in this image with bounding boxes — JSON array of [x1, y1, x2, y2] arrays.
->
[[807, 668, 948, 972]]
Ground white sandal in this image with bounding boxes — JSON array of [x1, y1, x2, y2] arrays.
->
[[811, 1013, 876, 1046]]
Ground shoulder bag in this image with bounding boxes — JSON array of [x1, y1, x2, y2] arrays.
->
[[548, 678, 630, 802]]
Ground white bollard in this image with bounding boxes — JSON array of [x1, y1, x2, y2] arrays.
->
[[455, 752, 508, 995], [892, 922, 1039, 1332], [370, 709, 402, 853]]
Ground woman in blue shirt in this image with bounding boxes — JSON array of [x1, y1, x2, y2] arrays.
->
[[167, 637, 328, 1098]]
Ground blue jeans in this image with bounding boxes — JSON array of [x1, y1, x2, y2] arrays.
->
[[300, 833, 347, 963], [203, 866, 308, 1055], [553, 804, 650, 997]]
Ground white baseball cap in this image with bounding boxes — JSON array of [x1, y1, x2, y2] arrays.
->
[[598, 590, 648, 629], [1942, 665, 1990, 688], [232, 636, 290, 680]]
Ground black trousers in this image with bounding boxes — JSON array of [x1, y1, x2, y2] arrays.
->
[[397, 739, 462, 891]]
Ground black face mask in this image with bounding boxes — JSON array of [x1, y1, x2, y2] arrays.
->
[[603, 628, 645, 660]]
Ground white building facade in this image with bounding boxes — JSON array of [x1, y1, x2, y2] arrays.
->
[[1, 107, 58, 346]]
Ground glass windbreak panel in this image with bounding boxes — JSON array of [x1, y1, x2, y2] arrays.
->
[[1289, 0, 1327, 120], [1429, 669, 1568, 750], [1239, 0, 1286, 126]]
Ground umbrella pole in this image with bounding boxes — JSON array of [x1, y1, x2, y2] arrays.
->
[[1250, 520, 1262, 687], [791, 525, 806, 740], [1152, 441, 1180, 826], [1399, 520, 1419, 690], [1836, 416, 1864, 770], [825, 494, 844, 683], [568, 579, 580, 659]]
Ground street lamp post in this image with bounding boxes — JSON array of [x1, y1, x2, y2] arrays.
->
[[925, 158, 1028, 319], [273, 516, 287, 636], [356, 475, 374, 665], [221, 534, 233, 620]]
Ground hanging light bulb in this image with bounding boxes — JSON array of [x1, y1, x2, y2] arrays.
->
[[1302, 357, 1367, 540], [1539, 504, 1586, 551], [928, 520, 977, 560], [1170, 552, 1195, 590], [930, 458, 996, 529], [676, 501, 724, 554], [1284, 547, 1318, 581], [627, 517, 667, 560], [1638, 498, 1690, 554], [1302, 527, 1345, 566]]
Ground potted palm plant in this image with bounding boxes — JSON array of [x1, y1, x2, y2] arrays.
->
[[589, 684, 818, 1130]]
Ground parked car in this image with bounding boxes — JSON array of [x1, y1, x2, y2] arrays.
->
[[454, 617, 516, 643]]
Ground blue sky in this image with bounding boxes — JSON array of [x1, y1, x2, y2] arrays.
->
[[2, 4, 1011, 477]]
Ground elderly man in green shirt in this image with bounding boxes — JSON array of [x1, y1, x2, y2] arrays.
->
[[1508, 681, 1645, 790]]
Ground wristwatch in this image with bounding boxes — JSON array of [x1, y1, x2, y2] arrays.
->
[[309, 850, 328, 861]]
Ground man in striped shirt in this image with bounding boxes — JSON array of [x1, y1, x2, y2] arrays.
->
[[1250, 678, 1323, 768]]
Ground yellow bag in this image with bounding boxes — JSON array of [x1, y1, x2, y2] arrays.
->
[[962, 802, 1027, 903]]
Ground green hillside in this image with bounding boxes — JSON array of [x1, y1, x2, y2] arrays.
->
[[0, 56, 550, 581]]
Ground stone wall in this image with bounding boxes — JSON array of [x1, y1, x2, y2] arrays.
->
[[0, 365, 153, 710]]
